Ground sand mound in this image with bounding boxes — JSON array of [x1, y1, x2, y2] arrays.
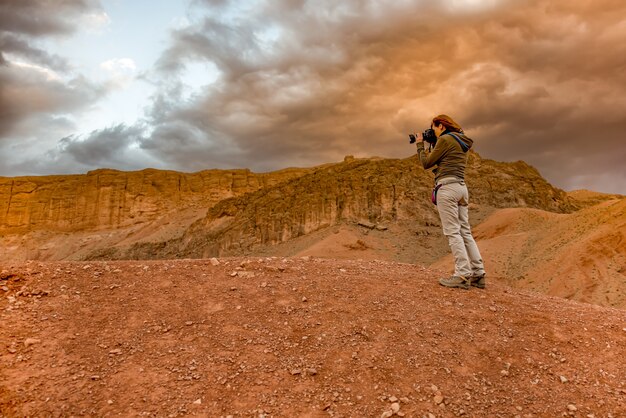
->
[[432, 198, 626, 308]]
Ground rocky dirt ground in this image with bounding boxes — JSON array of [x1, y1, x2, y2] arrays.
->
[[1, 258, 625, 417]]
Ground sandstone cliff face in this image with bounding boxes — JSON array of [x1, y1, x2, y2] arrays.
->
[[1, 152, 577, 262], [116, 152, 576, 259], [0, 167, 313, 233]]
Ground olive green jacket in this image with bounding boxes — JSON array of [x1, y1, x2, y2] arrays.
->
[[416, 132, 473, 183]]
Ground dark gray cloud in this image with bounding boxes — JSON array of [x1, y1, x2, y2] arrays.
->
[[1, 124, 151, 176], [1, 0, 625, 194], [0, 33, 70, 70], [0, 0, 106, 145], [0, 0, 98, 36], [139, 0, 626, 193], [56, 124, 145, 167], [0, 65, 106, 138]]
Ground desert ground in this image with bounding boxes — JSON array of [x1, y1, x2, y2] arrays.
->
[[1, 258, 625, 417], [2, 161, 625, 417]]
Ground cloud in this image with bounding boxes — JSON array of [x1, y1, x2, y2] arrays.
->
[[100, 58, 137, 89], [0, 0, 101, 36], [0, 0, 108, 144], [54, 124, 146, 167], [1, 0, 625, 194], [0, 62, 106, 138], [136, 0, 626, 192], [100, 58, 137, 74], [0, 33, 70, 71], [2, 123, 153, 176]]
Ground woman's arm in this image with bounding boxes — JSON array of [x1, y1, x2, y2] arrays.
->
[[416, 137, 452, 169]]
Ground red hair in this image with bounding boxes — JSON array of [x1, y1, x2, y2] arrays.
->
[[432, 114, 463, 133]]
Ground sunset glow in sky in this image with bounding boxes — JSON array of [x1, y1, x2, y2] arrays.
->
[[1, 0, 625, 193]]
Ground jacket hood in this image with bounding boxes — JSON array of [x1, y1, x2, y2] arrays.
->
[[444, 131, 473, 151]]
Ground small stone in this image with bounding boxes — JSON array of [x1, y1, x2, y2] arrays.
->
[[559, 375, 568, 383], [209, 258, 220, 266], [290, 369, 302, 375], [489, 306, 497, 312], [1, 286, 8, 292], [24, 338, 41, 348], [302, 296, 307, 302], [433, 395, 444, 405], [397, 413, 405, 417], [107, 400, 113, 405], [428, 414, 436, 418], [306, 368, 317, 376], [90, 375, 100, 380], [430, 384, 438, 392], [230, 271, 238, 277], [193, 399, 202, 405], [500, 370, 509, 376], [108, 349, 122, 355], [389, 396, 398, 402], [567, 404, 577, 412], [7, 347, 17, 354], [391, 402, 400, 413], [380, 411, 393, 418], [185, 321, 194, 326]]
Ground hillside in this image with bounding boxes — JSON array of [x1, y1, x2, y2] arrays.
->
[[83, 152, 576, 261], [1, 258, 625, 417], [0, 166, 317, 261], [431, 196, 626, 309], [0, 153, 576, 263]]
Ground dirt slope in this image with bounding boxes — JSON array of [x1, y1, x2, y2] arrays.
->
[[2, 258, 625, 417], [431, 197, 626, 309]]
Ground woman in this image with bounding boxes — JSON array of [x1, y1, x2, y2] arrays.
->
[[415, 114, 486, 289]]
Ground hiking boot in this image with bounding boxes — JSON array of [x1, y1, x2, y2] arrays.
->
[[470, 273, 486, 289], [439, 275, 470, 290]]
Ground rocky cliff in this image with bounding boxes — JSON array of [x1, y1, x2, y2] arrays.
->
[[106, 152, 576, 260], [0, 167, 314, 233]]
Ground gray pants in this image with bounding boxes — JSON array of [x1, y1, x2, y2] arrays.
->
[[436, 180, 485, 278]]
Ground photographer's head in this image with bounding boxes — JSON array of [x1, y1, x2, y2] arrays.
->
[[431, 114, 463, 137]]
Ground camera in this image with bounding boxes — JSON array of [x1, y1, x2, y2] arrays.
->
[[409, 128, 437, 145]]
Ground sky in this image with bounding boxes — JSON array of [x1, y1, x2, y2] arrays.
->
[[1, 0, 625, 194]]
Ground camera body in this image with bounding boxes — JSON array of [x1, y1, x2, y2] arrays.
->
[[409, 128, 437, 145]]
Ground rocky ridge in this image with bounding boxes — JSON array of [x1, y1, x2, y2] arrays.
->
[[84, 153, 576, 260], [0, 167, 315, 234]]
